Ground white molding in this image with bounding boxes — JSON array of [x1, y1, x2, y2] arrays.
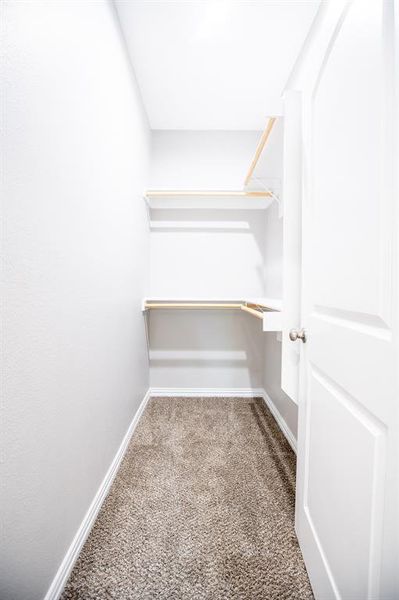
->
[[44, 389, 152, 600], [149, 387, 297, 453], [283, 0, 349, 94], [149, 387, 265, 398], [261, 389, 297, 454]]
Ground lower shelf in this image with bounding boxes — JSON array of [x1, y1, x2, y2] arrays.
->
[[143, 297, 282, 332]]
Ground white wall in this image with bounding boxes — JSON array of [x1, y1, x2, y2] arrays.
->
[[1, 2, 150, 599], [150, 130, 261, 189], [149, 309, 265, 390], [149, 208, 266, 299], [148, 131, 266, 390], [263, 202, 284, 299], [263, 192, 298, 441]]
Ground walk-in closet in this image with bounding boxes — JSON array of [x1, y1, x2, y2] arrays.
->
[[2, 1, 398, 600]]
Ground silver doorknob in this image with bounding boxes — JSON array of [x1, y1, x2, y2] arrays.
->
[[289, 328, 306, 343]]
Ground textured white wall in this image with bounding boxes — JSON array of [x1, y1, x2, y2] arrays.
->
[[1, 2, 150, 599]]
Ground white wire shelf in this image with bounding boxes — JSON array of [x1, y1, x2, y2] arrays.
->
[[142, 297, 282, 332]]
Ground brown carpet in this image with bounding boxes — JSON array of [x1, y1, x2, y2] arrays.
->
[[61, 397, 313, 599]]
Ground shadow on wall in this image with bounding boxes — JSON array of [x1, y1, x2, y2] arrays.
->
[[250, 398, 296, 498], [147, 309, 265, 390]]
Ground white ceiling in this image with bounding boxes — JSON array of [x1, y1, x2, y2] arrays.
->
[[114, 0, 320, 130]]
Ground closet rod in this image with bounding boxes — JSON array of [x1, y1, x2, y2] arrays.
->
[[244, 117, 277, 186]]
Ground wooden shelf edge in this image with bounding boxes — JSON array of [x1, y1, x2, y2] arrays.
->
[[144, 296, 280, 311], [145, 190, 272, 198]]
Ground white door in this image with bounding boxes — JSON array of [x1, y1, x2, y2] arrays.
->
[[295, 2, 399, 599]]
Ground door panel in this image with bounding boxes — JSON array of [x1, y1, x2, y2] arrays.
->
[[308, 314, 393, 416], [306, 368, 386, 599], [295, 1, 398, 598], [311, 1, 389, 318]]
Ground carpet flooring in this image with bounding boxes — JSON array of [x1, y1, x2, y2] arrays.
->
[[61, 397, 313, 599]]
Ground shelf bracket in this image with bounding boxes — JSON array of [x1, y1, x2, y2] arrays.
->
[[248, 177, 282, 218]]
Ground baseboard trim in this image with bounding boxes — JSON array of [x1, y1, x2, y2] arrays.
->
[[261, 389, 297, 453], [44, 389, 152, 600], [149, 387, 266, 398]]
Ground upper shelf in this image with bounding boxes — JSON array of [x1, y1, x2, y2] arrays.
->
[[145, 190, 274, 210]]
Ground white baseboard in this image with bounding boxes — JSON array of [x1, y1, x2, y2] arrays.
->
[[149, 386, 297, 453], [261, 389, 297, 453], [44, 389, 152, 600], [149, 387, 266, 398]]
